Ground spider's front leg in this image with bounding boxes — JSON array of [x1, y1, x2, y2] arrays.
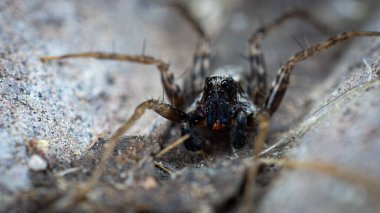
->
[[40, 53, 186, 108]]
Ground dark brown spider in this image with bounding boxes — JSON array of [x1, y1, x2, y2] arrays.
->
[[40, 3, 380, 185], [41, 4, 380, 153], [38, 4, 380, 210]]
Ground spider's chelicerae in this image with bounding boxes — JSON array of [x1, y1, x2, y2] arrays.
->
[[41, 4, 380, 181]]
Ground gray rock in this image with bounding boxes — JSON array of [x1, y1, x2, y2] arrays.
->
[[1, 0, 379, 212], [259, 11, 380, 213]]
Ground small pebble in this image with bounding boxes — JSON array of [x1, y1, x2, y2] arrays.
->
[[28, 154, 48, 171], [141, 176, 157, 190]]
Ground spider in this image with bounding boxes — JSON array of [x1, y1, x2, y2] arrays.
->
[[37, 4, 380, 210], [40, 3, 380, 169]]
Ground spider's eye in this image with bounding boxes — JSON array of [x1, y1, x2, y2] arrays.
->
[[206, 80, 213, 88], [221, 78, 233, 90], [221, 80, 228, 88]]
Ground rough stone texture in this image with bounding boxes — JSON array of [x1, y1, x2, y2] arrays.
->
[[259, 11, 380, 213], [1, 0, 379, 212]]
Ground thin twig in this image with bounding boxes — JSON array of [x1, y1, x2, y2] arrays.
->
[[154, 161, 173, 175], [155, 134, 190, 158], [83, 133, 106, 154], [258, 158, 380, 211]]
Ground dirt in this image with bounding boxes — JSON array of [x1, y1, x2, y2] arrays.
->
[[1, 0, 380, 212]]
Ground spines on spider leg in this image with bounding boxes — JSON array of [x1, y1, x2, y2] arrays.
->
[[248, 38, 267, 106], [265, 31, 380, 115], [40, 52, 186, 108], [170, 2, 211, 96], [248, 9, 327, 106], [191, 38, 211, 94], [40, 52, 162, 64]]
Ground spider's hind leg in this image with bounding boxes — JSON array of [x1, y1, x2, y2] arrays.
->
[[248, 10, 327, 106], [170, 3, 211, 98], [191, 38, 211, 95], [265, 31, 380, 115]]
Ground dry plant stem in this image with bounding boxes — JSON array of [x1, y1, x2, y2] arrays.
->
[[88, 109, 142, 186], [241, 111, 270, 212], [154, 161, 173, 174], [254, 112, 270, 153], [58, 99, 185, 207], [259, 158, 380, 210], [88, 100, 179, 186], [52, 113, 144, 209], [155, 134, 190, 158], [84, 133, 106, 154], [38, 9, 380, 210]]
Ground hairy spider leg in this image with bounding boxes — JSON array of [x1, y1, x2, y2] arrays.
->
[[41, 53, 186, 108], [249, 10, 328, 107], [265, 31, 380, 115], [191, 39, 211, 95], [171, 3, 211, 99]]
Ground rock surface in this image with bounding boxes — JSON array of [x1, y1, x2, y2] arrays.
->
[[1, 0, 379, 212], [259, 11, 380, 213]]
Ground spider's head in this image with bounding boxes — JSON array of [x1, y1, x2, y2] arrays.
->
[[202, 76, 238, 131]]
